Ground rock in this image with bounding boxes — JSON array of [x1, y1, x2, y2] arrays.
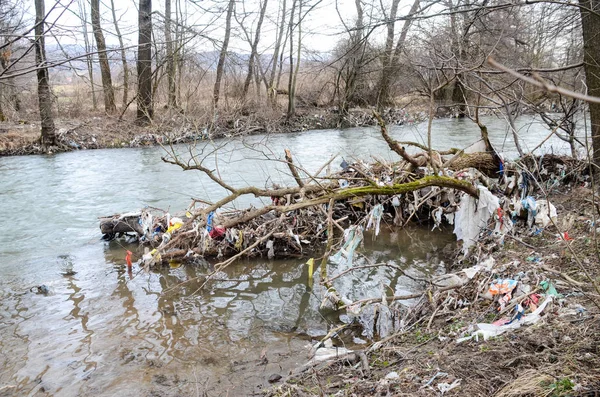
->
[[268, 374, 282, 383]]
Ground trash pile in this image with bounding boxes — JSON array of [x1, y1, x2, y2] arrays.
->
[[97, 118, 600, 395]]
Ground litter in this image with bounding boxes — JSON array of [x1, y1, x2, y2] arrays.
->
[[456, 296, 553, 343], [366, 204, 384, 236], [454, 186, 500, 253], [331, 226, 363, 268], [489, 279, 518, 295], [438, 379, 462, 394], [540, 280, 562, 298]]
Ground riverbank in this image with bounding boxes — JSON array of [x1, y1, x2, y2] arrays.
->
[[0, 106, 426, 156], [266, 183, 600, 397]]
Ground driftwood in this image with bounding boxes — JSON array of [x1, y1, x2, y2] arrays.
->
[[99, 214, 143, 236], [98, 112, 510, 266]]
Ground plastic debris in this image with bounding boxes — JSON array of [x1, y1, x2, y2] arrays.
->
[[489, 278, 518, 310], [535, 199, 557, 227], [30, 285, 50, 295], [520, 197, 558, 228], [521, 196, 537, 228], [125, 250, 133, 269], [385, 371, 399, 380], [266, 240, 275, 259], [166, 217, 183, 233], [454, 186, 500, 253], [432, 207, 443, 231], [340, 158, 349, 170], [331, 226, 363, 268], [366, 204, 384, 236], [540, 280, 562, 298], [438, 379, 462, 394], [206, 211, 215, 232], [456, 296, 553, 343], [422, 372, 448, 388], [489, 279, 518, 295], [306, 258, 314, 288]]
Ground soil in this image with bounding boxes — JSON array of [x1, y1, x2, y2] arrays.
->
[[266, 185, 600, 397]]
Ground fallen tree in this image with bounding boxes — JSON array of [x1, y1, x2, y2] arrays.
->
[[100, 111, 504, 268]]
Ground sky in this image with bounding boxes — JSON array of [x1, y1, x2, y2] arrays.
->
[[38, 0, 361, 55]]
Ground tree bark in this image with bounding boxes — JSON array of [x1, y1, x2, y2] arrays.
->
[[165, 0, 178, 108], [110, 0, 129, 108], [286, 0, 297, 119], [137, 0, 153, 125], [213, 0, 235, 111], [579, 0, 600, 168], [91, 0, 116, 114], [34, 0, 56, 146], [375, 0, 400, 111]]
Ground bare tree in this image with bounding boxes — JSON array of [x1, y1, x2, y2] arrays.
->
[[375, 0, 420, 111], [267, 0, 287, 107], [91, 0, 116, 114], [213, 0, 235, 111], [109, 0, 129, 108], [77, 0, 97, 111], [579, 0, 600, 168], [165, 0, 178, 108], [286, 0, 298, 119], [240, 0, 268, 101], [137, 0, 153, 125], [34, 0, 56, 146]]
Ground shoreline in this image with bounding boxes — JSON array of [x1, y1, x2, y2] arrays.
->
[[0, 107, 427, 157]]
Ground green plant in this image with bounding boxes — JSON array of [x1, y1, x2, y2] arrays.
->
[[546, 377, 575, 396]]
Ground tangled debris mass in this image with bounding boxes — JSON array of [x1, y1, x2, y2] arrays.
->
[[99, 114, 600, 396]]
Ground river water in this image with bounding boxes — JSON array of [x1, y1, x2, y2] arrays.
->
[[0, 116, 578, 396]]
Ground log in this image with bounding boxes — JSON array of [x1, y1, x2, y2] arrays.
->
[[99, 214, 143, 236], [447, 152, 499, 177]]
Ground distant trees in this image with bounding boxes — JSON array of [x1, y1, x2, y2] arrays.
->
[[1, 0, 600, 163]]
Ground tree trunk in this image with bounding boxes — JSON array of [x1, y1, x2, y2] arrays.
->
[[165, 0, 178, 108], [137, 0, 153, 125], [286, 0, 297, 119], [241, 0, 268, 101], [34, 0, 56, 146], [91, 0, 116, 114], [110, 0, 129, 108], [451, 76, 467, 118], [213, 0, 235, 111], [375, 0, 400, 111], [579, 0, 600, 168], [268, 0, 287, 107]]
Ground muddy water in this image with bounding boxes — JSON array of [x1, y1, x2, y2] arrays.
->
[[0, 116, 576, 396]]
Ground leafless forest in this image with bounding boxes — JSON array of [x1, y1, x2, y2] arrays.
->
[[0, 0, 599, 161]]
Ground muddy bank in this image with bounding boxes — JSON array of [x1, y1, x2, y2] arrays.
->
[[0, 107, 425, 156]]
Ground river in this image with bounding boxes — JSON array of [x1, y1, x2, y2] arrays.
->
[[0, 115, 579, 396]]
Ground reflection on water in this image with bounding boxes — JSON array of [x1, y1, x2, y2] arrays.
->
[[0, 227, 452, 396], [0, 116, 575, 395]]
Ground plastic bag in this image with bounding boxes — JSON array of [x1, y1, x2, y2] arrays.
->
[[453, 186, 500, 253], [366, 204, 384, 236]]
